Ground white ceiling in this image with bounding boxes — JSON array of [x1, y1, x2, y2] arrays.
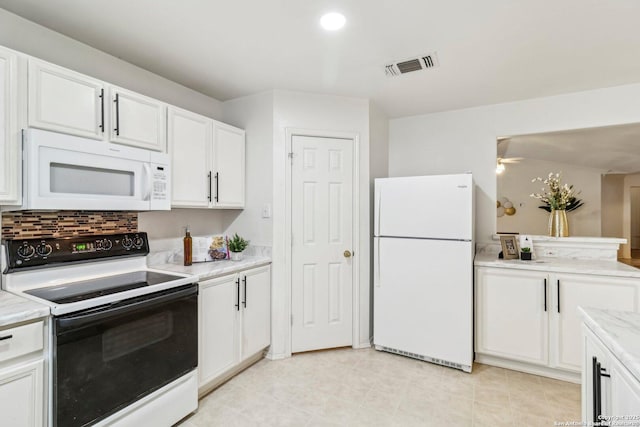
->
[[498, 123, 640, 174], [1, 0, 640, 117]]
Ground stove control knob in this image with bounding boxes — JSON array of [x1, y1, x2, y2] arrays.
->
[[133, 236, 144, 249], [17, 244, 35, 259], [35, 243, 53, 257], [102, 239, 113, 250], [122, 236, 133, 249]]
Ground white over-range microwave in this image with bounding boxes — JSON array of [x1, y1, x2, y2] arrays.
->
[[11, 128, 170, 211]]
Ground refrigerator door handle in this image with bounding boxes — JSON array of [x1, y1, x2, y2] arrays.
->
[[374, 238, 381, 287], [376, 189, 382, 236]]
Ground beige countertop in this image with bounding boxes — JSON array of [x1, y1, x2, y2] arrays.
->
[[150, 256, 271, 281], [474, 253, 640, 279], [0, 291, 50, 328]]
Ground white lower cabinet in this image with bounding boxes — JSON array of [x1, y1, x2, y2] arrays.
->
[[0, 320, 45, 427], [554, 273, 638, 371], [0, 359, 44, 427], [198, 265, 271, 391], [476, 268, 548, 365], [583, 326, 640, 423], [476, 266, 640, 377]]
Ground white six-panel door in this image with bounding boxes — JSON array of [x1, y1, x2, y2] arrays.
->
[[291, 135, 354, 353]]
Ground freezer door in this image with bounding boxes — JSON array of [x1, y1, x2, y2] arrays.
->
[[374, 174, 473, 240], [373, 237, 473, 369]]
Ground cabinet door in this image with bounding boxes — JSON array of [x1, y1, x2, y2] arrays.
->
[[611, 361, 640, 416], [0, 359, 44, 427], [241, 265, 271, 360], [213, 122, 245, 208], [110, 87, 166, 151], [0, 47, 20, 204], [198, 274, 240, 387], [583, 327, 612, 424], [168, 107, 212, 207], [476, 267, 549, 365], [554, 273, 638, 372], [28, 59, 104, 140]]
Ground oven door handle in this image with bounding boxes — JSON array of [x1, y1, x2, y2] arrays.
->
[[55, 284, 198, 333]]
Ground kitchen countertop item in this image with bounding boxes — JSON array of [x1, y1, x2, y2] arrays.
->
[[0, 290, 50, 328], [474, 253, 640, 278], [150, 256, 271, 281], [579, 307, 640, 382]]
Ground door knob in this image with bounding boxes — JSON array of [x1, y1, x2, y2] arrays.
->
[[344, 250, 352, 258]]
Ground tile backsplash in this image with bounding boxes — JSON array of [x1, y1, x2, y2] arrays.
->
[[1, 211, 138, 240]]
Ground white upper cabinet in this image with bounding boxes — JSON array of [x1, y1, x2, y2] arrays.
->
[[169, 107, 245, 209], [168, 107, 212, 207], [28, 58, 167, 152], [109, 87, 166, 152], [28, 59, 105, 140], [213, 123, 245, 208], [0, 46, 20, 204]]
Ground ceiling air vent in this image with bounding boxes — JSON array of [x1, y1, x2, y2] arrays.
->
[[385, 52, 439, 77]]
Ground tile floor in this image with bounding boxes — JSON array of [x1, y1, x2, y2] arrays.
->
[[178, 347, 581, 426]]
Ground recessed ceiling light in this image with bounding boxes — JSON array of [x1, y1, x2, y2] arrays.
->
[[320, 12, 346, 31]]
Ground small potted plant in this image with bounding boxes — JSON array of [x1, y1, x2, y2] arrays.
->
[[228, 233, 249, 261], [520, 247, 532, 261]]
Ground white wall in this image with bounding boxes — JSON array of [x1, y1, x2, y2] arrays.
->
[[0, 8, 222, 119], [389, 83, 640, 242], [622, 173, 640, 257], [368, 101, 388, 339], [0, 8, 228, 241], [601, 174, 625, 258], [222, 91, 274, 246], [271, 90, 371, 357], [497, 158, 604, 236]]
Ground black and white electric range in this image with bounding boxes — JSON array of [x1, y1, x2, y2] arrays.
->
[[1, 232, 199, 427]]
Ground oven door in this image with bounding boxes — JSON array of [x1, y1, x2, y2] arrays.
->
[[53, 283, 198, 427]]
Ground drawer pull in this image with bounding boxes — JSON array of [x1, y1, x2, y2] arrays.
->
[[0, 334, 13, 341]]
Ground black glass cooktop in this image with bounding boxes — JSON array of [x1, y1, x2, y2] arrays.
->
[[25, 271, 184, 304]]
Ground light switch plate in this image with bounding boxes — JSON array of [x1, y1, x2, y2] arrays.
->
[[262, 204, 272, 218]]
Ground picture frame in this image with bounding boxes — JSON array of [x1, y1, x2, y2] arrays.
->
[[500, 235, 519, 260]]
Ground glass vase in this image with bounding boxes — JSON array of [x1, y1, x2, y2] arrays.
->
[[548, 209, 569, 237]]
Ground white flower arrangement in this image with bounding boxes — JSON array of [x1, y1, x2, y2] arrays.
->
[[530, 172, 581, 211]]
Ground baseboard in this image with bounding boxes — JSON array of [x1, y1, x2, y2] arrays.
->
[[475, 354, 581, 383], [198, 350, 266, 398], [354, 341, 372, 349]]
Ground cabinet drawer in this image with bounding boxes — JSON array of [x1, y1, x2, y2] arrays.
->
[[0, 322, 44, 363]]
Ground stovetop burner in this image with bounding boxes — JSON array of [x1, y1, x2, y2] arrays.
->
[[25, 271, 184, 304]]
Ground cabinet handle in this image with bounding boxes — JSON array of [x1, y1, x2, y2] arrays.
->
[[543, 279, 547, 312], [592, 356, 601, 422], [99, 88, 105, 132], [557, 280, 561, 313], [113, 93, 120, 136], [235, 278, 240, 311], [207, 172, 212, 202], [215, 172, 219, 203], [242, 276, 247, 308], [0, 334, 13, 341]]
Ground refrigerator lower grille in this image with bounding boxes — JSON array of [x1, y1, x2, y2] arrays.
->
[[379, 346, 464, 370]]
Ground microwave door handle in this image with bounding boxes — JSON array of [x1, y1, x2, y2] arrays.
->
[[142, 164, 151, 201]]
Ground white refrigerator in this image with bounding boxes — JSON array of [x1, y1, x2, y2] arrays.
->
[[373, 173, 474, 372]]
